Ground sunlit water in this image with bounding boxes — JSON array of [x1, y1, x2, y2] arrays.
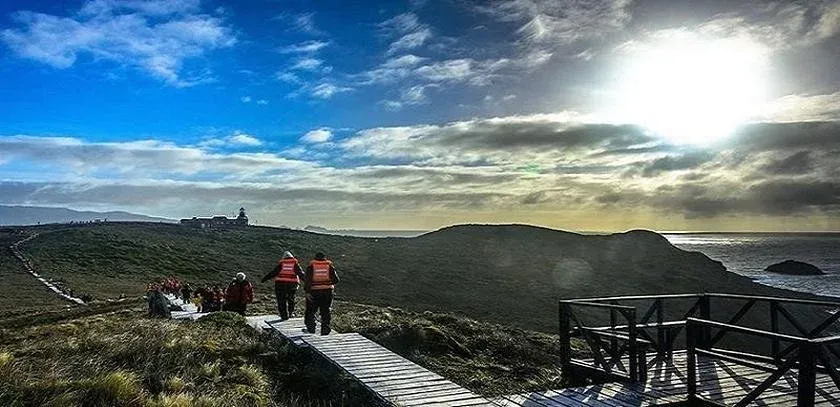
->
[[665, 233, 840, 298]]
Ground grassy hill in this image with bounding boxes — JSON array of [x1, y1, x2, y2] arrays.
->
[[6, 222, 826, 332], [0, 297, 583, 406]]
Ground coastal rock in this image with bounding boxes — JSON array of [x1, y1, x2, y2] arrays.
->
[[764, 260, 824, 276]]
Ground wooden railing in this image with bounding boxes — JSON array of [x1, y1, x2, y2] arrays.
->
[[686, 318, 840, 407], [558, 300, 650, 383], [558, 293, 840, 398]]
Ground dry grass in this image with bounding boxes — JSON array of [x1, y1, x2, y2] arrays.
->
[[0, 310, 382, 407]]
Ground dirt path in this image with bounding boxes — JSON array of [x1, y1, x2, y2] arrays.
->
[[9, 233, 86, 305]]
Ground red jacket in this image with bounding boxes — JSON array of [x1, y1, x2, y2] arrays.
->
[[225, 280, 254, 304]]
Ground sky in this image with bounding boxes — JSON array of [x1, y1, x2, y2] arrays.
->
[[0, 0, 839, 232]]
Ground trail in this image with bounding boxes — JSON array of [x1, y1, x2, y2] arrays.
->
[[9, 233, 86, 305]]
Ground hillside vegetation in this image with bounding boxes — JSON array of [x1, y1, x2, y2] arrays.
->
[[11, 222, 823, 332], [0, 297, 584, 406]]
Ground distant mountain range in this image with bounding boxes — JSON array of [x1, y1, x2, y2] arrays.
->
[[0, 205, 173, 225]]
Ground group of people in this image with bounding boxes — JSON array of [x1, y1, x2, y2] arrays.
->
[[144, 250, 339, 335], [146, 274, 254, 316], [261, 251, 340, 335]]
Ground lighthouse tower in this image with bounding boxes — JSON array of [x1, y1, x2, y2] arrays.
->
[[236, 207, 249, 225]]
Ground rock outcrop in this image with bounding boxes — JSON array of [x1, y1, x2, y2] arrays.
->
[[765, 260, 824, 276]]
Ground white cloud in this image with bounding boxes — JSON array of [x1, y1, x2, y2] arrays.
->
[[229, 133, 262, 146], [274, 12, 324, 36], [301, 128, 333, 144], [688, 2, 840, 52], [256, 99, 269, 105], [277, 40, 329, 54], [311, 83, 353, 99], [378, 13, 433, 55], [761, 92, 840, 122], [291, 57, 324, 71], [292, 12, 323, 35], [477, 0, 631, 46], [241, 96, 252, 103], [414, 58, 508, 85], [382, 54, 425, 69], [378, 13, 424, 35], [388, 28, 432, 54], [1, 0, 236, 87], [415, 59, 473, 81], [200, 132, 263, 148], [381, 84, 435, 111], [275, 71, 301, 83], [353, 56, 424, 85], [381, 100, 404, 111]]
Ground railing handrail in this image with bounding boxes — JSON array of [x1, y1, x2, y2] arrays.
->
[[686, 317, 810, 343], [705, 293, 840, 308], [562, 292, 840, 308], [563, 293, 702, 303], [813, 335, 840, 344], [561, 300, 636, 311]]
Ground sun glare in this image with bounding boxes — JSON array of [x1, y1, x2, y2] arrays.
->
[[611, 36, 770, 145]]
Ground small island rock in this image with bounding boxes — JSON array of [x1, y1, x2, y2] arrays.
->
[[765, 260, 824, 276]]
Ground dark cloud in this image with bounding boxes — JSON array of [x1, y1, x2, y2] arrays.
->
[[728, 121, 840, 151], [597, 180, 840, 218], [0, 181, 511, 213], [438, 122, 653, 151], [760, 151, 814, 175], [639, 151, 716, 177]]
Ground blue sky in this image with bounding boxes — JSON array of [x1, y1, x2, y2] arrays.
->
[[1, 0, 839, 231]]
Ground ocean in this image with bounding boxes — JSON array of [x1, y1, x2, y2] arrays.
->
[[664, 233, 840, 299]]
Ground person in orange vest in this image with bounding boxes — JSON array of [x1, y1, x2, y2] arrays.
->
[[303, 251, 340, 335], [261, 251, 306, 320]]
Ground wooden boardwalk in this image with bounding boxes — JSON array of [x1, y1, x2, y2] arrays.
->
[[267, 319, 496, 406], [495, 351, 840, 407], [167, 293, 840, 406]]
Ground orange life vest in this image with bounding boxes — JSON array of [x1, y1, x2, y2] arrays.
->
[[274, 258, 300, 283], [309, 259, 334, 291]]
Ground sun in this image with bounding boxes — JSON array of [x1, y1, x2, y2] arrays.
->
[[610, 36, 770, 145]]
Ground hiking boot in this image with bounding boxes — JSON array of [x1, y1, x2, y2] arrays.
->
[[301, 328, 315, 334]]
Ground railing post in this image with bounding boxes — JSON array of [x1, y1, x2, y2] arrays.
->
[[699, 294, 711, 349], [686, 319, 698, 406], [559, 302, 572, 377], [656, 299, 665, 357], [627, 308, 639, 383], [797, 341, 817, 407], [770, 300, 780, 363], [610, 301, 618, 358]]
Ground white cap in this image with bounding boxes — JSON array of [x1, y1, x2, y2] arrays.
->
[[283, 251, 294, 258], [236, 272, 246, 281]]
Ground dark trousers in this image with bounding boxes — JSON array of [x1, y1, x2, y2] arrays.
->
[[304, 290, 334, 335], [274, 282, 298, 320], [223, 302, 246, 315]]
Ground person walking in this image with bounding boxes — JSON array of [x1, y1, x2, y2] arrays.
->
[[261, 251, 306, 320], [180, 283, 192, 304], [223, 273, 253, 315], [303, 252, 340, 335]]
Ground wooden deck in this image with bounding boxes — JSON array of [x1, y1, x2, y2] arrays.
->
[[511, 351, 840, 407]]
